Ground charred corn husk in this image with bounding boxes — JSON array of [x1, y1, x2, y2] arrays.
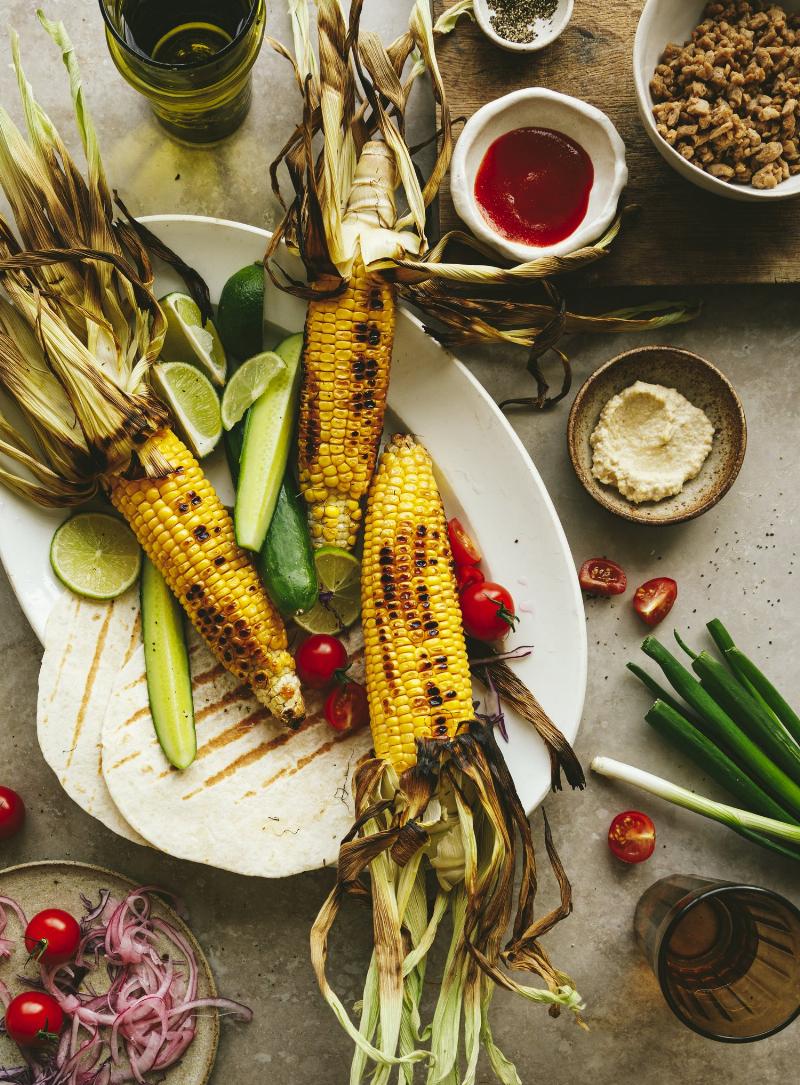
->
[[110, 429, 303, 725], [298, 144, 398, 551], [0, 21, 303, 724], [311, 435, 583, 1084], [361, 435, 473, 771]]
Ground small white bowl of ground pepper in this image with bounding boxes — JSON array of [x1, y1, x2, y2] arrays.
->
[[474, 0, 573, 52]]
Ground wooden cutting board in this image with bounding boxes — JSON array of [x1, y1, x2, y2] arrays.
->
[[432, 0, 800, 285]]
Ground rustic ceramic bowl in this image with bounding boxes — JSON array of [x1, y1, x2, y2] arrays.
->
[[567, 346, 746, 525], [473, 0, 574, 54], [634, 0, 800, 202], [0, 860, 220, 1084], [450, 88, 628, 263]]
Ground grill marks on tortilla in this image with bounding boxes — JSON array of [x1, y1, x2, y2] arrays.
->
[[260, 736, 342, 791], [180, 714, 322, 799], [65, 601, 115, 770]]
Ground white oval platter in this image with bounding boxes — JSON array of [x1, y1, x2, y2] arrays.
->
[[0, 214, 586, 816]]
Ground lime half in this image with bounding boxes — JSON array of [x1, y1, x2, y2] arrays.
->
[[294, 546, 361, 635], [51, 513, 141, 599], [216, 263, 265, 361], [221, 351, 285, 431], [160, 292, 227, 386], [151, 361, 222, 459]]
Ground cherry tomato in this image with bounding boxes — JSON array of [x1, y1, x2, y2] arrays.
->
[[633, 577, 678, 627], [324, 681, 370, 734], [447, 518, 482, 566], [455, 564, 485, 594], [460, 581, 518, 641], [0, 787, 25, 840], [296, 634, 349, 689], [24, 909, 81, 966], [5, 991, 64, 1048], [578, 558, 627, 597], [608, 810, 656, 864]]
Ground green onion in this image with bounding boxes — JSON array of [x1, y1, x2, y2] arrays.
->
[[689, 650, 800, 784], [641, 637, 800, 819], [627, 662, 702, 726], [590, 756, 800, 845], [733, 826, 800, 863], [706, 619, 787, 731], [645, 700, 798, 824], [724, 646, 800, 747]]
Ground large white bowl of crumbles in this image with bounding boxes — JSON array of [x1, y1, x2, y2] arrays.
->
[[634, 0, 800, 200]]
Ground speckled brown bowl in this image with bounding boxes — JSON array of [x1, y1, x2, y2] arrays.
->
[[0, 861, 219, 1084], [567, 346, 746, 525]]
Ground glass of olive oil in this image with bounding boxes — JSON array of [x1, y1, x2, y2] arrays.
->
[[99, 0, 266, 144], [635, 875, 800, 1042]]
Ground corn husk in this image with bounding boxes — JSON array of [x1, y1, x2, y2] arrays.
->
[[267, 0, 697, 396], [0, 16, 171, 506]]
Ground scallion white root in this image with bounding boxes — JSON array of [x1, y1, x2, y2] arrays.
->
[[591, 756, 800, 843]]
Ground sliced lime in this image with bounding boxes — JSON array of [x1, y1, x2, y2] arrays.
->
[[151, 361, 222, 459], [160, 291, 227, 386], [221, 351, 285, 431], [293, 546, 361, 635], [50, 513, 141, 600]]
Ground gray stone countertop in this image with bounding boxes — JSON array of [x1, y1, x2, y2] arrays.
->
[[1, 2, 799, 1082]]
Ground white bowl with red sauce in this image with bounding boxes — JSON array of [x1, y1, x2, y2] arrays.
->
[[451, 88, 628, 263]]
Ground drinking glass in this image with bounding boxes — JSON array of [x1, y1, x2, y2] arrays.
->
[[634, 874, 800, 1042], [99, 0, 266, 144]]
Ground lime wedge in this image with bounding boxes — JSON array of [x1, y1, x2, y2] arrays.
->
[[160, 291, 227, 386], [294, 546, 361, 634], [151, 361, 222, 459], [50, 513, 141, 599], [221, 351, 285, 431]]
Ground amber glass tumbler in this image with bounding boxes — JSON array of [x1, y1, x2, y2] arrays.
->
[[635, 874, 800, 1042]]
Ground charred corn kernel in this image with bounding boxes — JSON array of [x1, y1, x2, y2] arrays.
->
[[109, 429, 305, 726], [298, 255, 395, 551], [361, 434, 475, 774]]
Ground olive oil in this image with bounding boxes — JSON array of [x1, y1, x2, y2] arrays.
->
[[101, 0, 265, 143], [119, 0, 252, 66]]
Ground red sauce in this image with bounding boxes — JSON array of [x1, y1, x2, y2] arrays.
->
[[474, 126, 594, 248]]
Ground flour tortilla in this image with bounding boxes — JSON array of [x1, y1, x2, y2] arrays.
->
[[37, 588, 148, 846], [102, 625, 371, 878]]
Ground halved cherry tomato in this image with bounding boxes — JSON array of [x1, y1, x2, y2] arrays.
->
[[455, 564, 484, 594], [296, 634, 348, 689], [578, 558, 627, 597], [0, 786, 25, 840], [325, 681, 369, 734], [608, 810, 656, 864], [447, 518, 482, 566], [633, 577, 678, 627], [460, 581, 518, 641], [5, 991, 64, 1048], [24, 909, 81, 966]]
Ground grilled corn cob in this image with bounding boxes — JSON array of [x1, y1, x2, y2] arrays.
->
[[297, 142, 398, 552], [361, 434, 473, 772], [298, 256, 395, 550], [312, 434, 582, 1083], [110, 429, 304, 725]]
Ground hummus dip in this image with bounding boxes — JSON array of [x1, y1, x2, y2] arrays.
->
[[590, 381, 714, 504]]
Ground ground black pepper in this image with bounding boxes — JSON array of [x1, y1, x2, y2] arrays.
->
[[488, 0, 558, 44]]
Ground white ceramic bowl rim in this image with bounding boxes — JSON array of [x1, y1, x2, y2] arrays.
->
[[450, 88, 628, 263], [633, 0, 800, 201], [473, 0, 575, 54]]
